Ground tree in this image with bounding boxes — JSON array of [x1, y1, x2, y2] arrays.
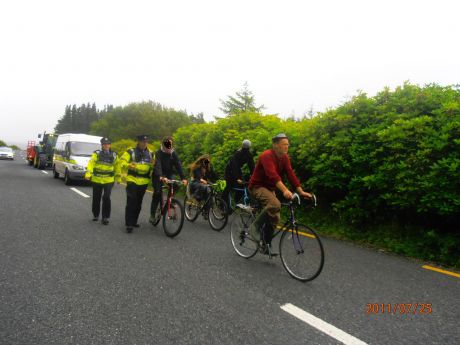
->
[[0, 140, 7, 147], [54, 103, 108, 134], [219, 82, 264, 115]]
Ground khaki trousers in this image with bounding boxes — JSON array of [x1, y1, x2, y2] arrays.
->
[[250, 187, 281, 229]]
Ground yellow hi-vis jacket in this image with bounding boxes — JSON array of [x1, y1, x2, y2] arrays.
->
[[85, 150, 121, 184], [120, 147, 153, 185]]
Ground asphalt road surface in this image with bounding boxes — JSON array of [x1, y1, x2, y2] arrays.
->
[[1, 155, 459, 345]]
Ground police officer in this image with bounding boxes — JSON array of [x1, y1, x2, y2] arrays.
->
[[149, 136, 187, 224], [85, 137, 120, 225], [120, 135, 153, 233]]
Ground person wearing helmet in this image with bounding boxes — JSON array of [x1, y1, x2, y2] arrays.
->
[[149, 136, 187, 225], [248, 133, 312, 254], [222, 139, 255, 211]]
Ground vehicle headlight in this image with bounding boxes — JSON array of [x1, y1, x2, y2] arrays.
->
[[72, 165, 85, 170]]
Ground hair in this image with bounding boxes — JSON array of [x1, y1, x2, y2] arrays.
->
[[189, 154, 211, 173], [162, 136, 173, 143]]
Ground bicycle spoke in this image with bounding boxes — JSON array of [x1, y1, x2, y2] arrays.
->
[[230, 213, 258, 258]]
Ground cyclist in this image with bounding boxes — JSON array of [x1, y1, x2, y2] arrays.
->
[[222, 139, 255, 211], [248, 133, 312, 252], [149, 136, 187, 224]]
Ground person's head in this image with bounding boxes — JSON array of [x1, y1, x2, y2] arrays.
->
[[272, 133, 289, 156], [190, 154, 211, 172], [162, 136, 173, 151], [100, 137, 111, 151], [136, 135, 149, 150], [242, 139, 251, 151]]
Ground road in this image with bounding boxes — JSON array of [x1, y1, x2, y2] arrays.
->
[[1, 154, 459, 345]]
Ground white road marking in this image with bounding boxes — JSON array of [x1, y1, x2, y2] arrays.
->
[[70, 187, 90, 198], [41, 170, 48, 174], [281, 303, 368, 345]]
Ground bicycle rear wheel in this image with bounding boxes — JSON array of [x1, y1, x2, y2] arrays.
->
[[162, 198, 185, 238], [150, 203, 162, 227], [184, 195, 200, 222], [208, 196, 228, 231], [230, 212, 259, 258], [279, 224, 324, 282]]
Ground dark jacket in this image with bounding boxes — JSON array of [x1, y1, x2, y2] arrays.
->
[[224, 148, 255, 181], [153, 149, 185, 180]]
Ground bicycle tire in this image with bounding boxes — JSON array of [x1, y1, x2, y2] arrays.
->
[[279, 224, 324, 282], [162, 198, 185, 238], [150, 203, 162, 227], [184, 195, 200, 222], [208, 196, 228, 231], [230, 212, 259, 258]]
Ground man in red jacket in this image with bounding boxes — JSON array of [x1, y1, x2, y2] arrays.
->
[[249, 133, 312, 248]]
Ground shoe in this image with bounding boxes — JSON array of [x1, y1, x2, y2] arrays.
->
[[126, 227, 133, 233], [92, 217, 98, 221], [101, 218, 109, 225], [134, 224, 140, 228], [259, 243, 278, 257]]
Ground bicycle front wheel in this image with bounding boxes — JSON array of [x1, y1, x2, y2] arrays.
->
[[150, 203, 162, 227], [162, 198, 185, 238], [184, 195, 200, 222], [208, 196, 228, 231], [279, 224, 324, 282], [230, 212, 258, 258]]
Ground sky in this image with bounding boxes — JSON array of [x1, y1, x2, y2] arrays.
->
[[1, 0, 459, 147]]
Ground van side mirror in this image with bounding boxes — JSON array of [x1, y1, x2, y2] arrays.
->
[[38, 134, 42, 138]]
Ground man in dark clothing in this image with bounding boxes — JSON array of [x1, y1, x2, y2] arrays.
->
[[149, 136, 187, 224], [222, 139, 255, 209]]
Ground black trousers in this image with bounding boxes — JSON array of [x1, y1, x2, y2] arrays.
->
[[92, 182, 114, 219], [150, 175, 173, 215], [125, 182, 148, 227]]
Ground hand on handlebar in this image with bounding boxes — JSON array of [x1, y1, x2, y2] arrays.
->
[[283, 189, 293, 200], [182, 179, 188, 186]]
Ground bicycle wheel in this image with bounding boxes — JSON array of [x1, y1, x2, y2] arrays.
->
[[208, 196, 228, 231], [162, 198, 185, 238], [184, 195, 200, 222], [279, 224, 324, 282], [150, 202, 162, 227], [230, 212, 259, 258]]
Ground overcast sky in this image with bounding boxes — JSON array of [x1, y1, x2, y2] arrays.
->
[[1, 0, 459, 146]]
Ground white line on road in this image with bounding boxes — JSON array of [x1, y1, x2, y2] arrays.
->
[[70, 187, 90, 198], [281, 303, 368, 345], [41, 170, 48, 174]]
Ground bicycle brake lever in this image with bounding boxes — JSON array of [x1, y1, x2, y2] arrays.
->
[[292, 193, 300, 205]]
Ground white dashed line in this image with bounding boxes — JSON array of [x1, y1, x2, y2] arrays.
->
[[281, 303, 368, 345], [41, 170, 48, 174], [70, 187, 90, 198]]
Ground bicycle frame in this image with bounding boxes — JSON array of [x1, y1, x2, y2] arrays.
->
[[229, 185, 250, 210]]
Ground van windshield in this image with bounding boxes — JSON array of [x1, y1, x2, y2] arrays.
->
[[70, 142, 100, 156]]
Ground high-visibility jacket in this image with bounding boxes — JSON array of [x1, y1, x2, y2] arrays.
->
[[85, 150, 121, 184], [120, 147, 153, 185]]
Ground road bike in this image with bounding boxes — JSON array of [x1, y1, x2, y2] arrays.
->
[[150, 179, 185, 238], [184, 182, 228, 231], [230, 193, 324, 282]]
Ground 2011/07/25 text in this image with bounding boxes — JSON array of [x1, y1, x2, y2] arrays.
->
[[366, 303, 432, 315]]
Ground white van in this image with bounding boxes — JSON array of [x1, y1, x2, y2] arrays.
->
[[53, 133, 102, 185]]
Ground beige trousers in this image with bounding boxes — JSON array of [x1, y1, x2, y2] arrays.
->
[[250, 187, 281, 229]]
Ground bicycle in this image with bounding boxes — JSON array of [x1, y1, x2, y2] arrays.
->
[[230, 193, 324, 282], [226, 182, 251, 214], [150, 179, 185, 238], [184, 181, 229, 231]]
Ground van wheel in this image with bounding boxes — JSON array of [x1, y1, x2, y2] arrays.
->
[[64, 169, 73, 185], [53, 166, 59, 179]]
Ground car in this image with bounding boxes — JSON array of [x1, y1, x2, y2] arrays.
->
[[0, 146, 14, 160]]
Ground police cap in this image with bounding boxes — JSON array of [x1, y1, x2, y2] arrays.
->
[[136, 135, 149, 141], [100, 137, 111, 144]]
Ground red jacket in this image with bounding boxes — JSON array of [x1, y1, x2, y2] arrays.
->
[[249, 149, 301, 191]]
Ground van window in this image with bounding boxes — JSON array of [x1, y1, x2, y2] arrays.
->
[[70, 142, 100, 156]]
